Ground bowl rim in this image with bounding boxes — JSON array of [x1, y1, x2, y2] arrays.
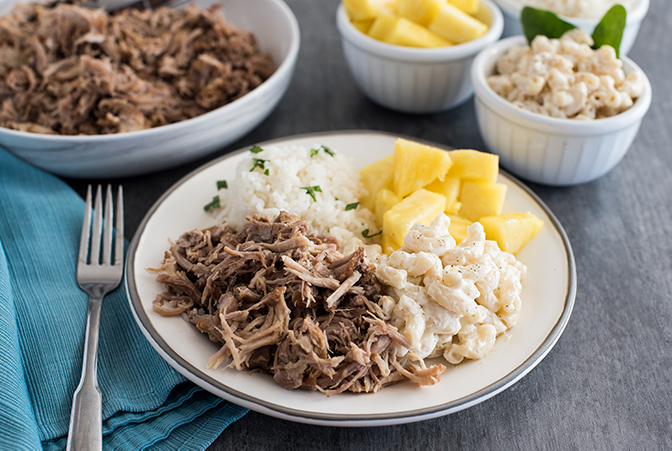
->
[[336, 0, 504, 63], [0, 0, 300, 143], [471, 35, 652, 135], [492, 0, 650, 25]]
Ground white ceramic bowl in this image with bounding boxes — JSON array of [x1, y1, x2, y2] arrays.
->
[[471, 36, 652, 186], [492, 0, 649, 56], [336, 0, 503, 114], [0, 0, 299, 179]]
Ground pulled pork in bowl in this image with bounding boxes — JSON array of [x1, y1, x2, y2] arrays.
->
[[0, 2, 275, 135], [0, 0, 300, 177]]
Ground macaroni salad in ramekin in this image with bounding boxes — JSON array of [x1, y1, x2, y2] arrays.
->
[[470, 34, 651, 185], [486, 29, 645, 120]]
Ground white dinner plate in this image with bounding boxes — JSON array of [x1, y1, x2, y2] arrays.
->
[[125, 131, 576, 427]]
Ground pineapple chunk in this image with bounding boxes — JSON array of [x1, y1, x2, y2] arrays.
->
[[359, 154, 395, 211], [343, 0, 386, 21], [396, 0, 440, 26], [381, 230, 402, 256], [352, 19, 375, 34], [424, 176, 461, 214], [428, 3, 488, 44], [459, 181, 507, 221], [384, 17, 453, 47], [479, 213, 543, 254], [382, 189, 446, 254], [393, 138, 452, 197], [368, 11, 399, 40], [375, 188, 402, 227], [447, 149, 499, 182], [448, 0, 480, 14], [446, 201, 461, 215], [447, 214, 472, 244]]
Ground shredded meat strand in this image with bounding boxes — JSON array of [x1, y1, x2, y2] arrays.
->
[[152, 212, 446, 395]]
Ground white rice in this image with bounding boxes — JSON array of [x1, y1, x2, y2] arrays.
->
[[512, 0, 636, 18], [214, 144, 378, 253]]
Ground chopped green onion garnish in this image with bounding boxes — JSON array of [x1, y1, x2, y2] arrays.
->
[[345, 202, 359, 211], [250, 158, 269, 172], [362, 228, 382, 238], [310, 145, 336, 157], [300, 185, 322, 202], [204, 195, 220, 211], [323, 145, 335, 157], [217, 180, 228, 190], [250, 145, 264, 154]]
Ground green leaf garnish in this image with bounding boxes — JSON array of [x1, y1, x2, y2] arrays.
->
[[250, 145, 264, 154], [520, 5, 626, 58], [310, 148, 319, 157], [591, 4, 626, 58], [521, 7, 576, 44], [362, 228, 382, 238], [250, 158, 269, 173], [300, 185, 322, 202], [217, 180, 228, 190], [345, 202, 359, 211], [204, 195, 220, 211]]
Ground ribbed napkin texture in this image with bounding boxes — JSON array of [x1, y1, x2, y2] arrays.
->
[[0, 149, 247, 449]]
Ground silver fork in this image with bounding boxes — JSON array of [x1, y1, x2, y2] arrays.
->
[[67, 185, 124, 451]]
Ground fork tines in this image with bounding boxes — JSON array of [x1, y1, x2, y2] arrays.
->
[[79, 185, 124, 266]]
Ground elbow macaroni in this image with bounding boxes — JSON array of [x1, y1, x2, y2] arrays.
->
[[374, 214, 527, 364], [487, 29, 644, 120]]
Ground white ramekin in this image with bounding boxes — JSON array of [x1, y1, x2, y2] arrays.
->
[[492, 0, 649, 56], [471, 36, 652, 186], [336, 0, 503, 114]]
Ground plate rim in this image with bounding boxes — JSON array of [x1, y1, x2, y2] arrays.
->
[[125, 130, 577, 426]]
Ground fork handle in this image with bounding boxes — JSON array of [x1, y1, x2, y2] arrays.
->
[[67, 296, 103, 451]]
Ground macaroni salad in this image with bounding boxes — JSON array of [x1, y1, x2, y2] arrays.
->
[[487, 29, 644, 120], [373, 214, 526, 365]]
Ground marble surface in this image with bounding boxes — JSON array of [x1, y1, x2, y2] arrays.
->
[[65, 0, 672, 448]]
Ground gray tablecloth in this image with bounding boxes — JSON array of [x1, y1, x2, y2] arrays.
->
[[65, 0, 672, 448]]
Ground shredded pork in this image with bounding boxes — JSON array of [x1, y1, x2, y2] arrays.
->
[[0, 2, 275, 135], [152, 212, 446, 395]]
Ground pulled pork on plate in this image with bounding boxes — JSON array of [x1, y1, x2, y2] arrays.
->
[[0, 2, 275, 135], [151, 212, 446, 395]]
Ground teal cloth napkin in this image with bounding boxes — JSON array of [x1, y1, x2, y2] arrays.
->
[[0, 149, 248, 450]]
